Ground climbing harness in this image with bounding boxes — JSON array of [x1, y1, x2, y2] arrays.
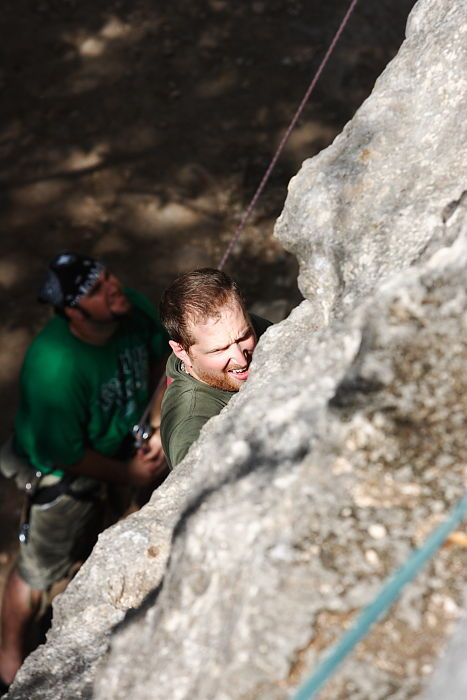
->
[[291, 494, 467, 700], [19, 474, 103, 544], [218, 0, 359, 270]]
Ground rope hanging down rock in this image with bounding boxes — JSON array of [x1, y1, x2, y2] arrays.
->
[[218, 0, 360, 270]]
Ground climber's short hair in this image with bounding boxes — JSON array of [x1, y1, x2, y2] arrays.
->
[[160, 268, 247, 350]]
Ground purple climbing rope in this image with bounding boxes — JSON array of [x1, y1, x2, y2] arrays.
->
[[218, 0, 359, 270]]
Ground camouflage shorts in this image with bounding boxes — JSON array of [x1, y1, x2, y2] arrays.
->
[[17, 475, 105, 591], [1, 436, 127, 590]]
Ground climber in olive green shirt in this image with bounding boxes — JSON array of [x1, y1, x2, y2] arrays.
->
[[160, 268, 271, 468]]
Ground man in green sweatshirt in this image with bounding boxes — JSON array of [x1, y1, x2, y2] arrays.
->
[[0, 252, 169, 689], [160, 268, 271, 469]]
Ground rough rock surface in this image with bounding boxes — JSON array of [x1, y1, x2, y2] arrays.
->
[[421, 615, 467, 700], [7, 0, 466, 698], [276, 0, 467, 323]]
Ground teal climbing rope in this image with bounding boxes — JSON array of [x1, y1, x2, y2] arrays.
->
[[291, 494, 467, 700]]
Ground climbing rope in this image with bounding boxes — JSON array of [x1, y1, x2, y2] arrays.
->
[[218, 0, 359, 270], [291, 494, 467, 700]]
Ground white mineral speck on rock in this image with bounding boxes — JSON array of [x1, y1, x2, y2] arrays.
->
[[229, 440, 251, 461], [442, 597, 459, 615], [269, 543, 294, 562], [333, 457, 353, 474], [365, 549, 380, 566], [368, 524, 387, 539]]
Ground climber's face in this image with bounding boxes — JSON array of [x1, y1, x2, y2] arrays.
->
[[169, 301, 257, 391]]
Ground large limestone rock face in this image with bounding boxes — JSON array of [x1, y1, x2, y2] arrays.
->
[[7, 0, 466, 698], [276, 0, 467, 324]]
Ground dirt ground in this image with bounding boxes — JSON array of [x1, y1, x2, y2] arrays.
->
[[0, 0, 416, 652]]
